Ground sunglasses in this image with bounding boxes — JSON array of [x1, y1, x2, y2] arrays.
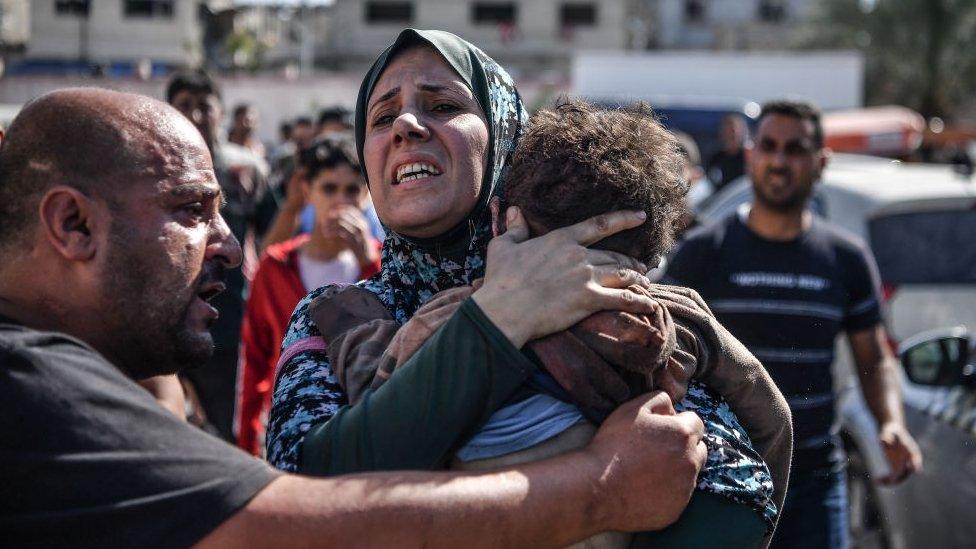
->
[[319, 183, 363, 198]]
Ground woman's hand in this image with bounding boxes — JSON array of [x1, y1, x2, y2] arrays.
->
[[472, 206, 657, 348]]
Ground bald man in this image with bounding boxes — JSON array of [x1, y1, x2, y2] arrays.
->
[[0, 89, 707, 547]]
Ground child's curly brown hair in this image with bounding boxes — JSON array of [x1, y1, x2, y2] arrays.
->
[[503, 99, 689, 265]]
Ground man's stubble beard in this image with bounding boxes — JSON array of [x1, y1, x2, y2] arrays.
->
[[752, 169, 814, 214], [102, 223, 214, 379]]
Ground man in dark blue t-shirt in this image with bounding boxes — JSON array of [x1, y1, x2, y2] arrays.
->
[[665, 99, 922, 549]]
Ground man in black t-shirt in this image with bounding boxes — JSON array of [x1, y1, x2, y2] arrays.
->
[[666, 100, 922, 549], [0, 88, 709, 547]]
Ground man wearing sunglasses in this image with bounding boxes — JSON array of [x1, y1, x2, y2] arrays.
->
[[236, 135, 381, 456]]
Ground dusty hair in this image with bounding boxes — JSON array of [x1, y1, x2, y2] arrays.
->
[[503, 99, 688, 264]]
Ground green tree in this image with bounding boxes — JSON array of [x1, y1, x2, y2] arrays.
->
[[798, 0, 976, 119]]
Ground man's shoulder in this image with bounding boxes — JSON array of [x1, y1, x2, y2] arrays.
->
[[214, 142, 269, 174], [679, 213, 737, 248], [808, 216, 871, 257], [262, 235, 309, 265], [0, 322, 101, 364], [0, 323, 139, 410]]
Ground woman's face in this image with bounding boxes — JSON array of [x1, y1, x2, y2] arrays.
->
[[363, 47, 490, 238]]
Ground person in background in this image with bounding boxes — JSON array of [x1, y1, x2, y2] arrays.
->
[[236, 135, 381, 456], [228, 102, 266, 159], [672, 131, 707, 233], [706, 114, 748, 192], [316, 106, 354, 137], [167, 69, 276, 442], [269, 120, 295, 167], [664, 99, 922, 549], [291, 116, 316, 152]]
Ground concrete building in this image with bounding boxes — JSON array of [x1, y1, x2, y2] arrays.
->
[[229, 2, 330, 72], [27, 1, 204, 67], [326, 0, 628, 73], [0, 0, 29, 50], [642, 0, 816, 50]]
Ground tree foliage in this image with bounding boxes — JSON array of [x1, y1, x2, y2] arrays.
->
[[798, 0, 976, 119]]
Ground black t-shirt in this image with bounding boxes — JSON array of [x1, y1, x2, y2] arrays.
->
[[664, 212, 882, 472], [0, 319, 279, 547]]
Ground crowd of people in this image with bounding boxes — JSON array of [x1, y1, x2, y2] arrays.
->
[[0, 27, 922, 549]]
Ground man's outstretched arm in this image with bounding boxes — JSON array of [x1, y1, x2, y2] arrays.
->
[[201, 392, 706, 548]]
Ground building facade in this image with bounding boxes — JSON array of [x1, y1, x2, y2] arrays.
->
[[27, 1, 204, 66], [0, 0, 29, 50], [326, 0, 627, 73], [643, 0, 815, 50]]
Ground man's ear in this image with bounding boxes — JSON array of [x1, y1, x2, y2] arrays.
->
[[818, 146, 832, 175], [489, 196, 506, 237], [38, 186, 104, 262]]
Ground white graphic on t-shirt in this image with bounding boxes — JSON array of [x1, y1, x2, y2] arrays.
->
[[730, 272, 830, 291]]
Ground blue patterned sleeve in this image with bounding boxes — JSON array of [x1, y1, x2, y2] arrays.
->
[[265, 287, 347, 472]]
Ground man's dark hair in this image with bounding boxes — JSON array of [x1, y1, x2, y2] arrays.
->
[[232, 103, 252, 118], [758, 99, 823, 148], [504, 99, 688, 265], [300, 134, 362, 181], [165, 69, 221, 104], [317, 106, 353, 129], [294, 116, 313, 127], [279, 121, 293, 138]]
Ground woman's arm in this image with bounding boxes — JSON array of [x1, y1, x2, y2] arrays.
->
[[268, 210, 667, 476], [300, 299, 535, 475], [205, 392, 709, 548]]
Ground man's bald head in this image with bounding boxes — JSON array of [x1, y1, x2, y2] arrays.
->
[[0, 88, 208, 253]]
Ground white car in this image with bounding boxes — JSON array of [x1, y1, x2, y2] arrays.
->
[[693, 155, 976, 549]]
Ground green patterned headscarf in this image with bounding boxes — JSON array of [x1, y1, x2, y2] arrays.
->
[[354, 29, 528, 322]]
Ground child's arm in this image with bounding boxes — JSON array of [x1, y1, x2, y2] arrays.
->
[[650, 284, 793, 520], [311, 285, 477, 404]]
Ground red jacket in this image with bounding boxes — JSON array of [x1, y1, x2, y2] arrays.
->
[[235, 235, 381, 455]]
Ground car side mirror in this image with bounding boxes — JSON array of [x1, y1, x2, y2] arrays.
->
[[900, 330, 972, 387]]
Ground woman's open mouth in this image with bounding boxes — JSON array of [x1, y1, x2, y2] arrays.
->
[[394, 162, 442, 185]]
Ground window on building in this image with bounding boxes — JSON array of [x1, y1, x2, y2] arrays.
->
[[124, 0, 175, 18], [684, 0, 705, 23], [364, 2, 413, 23], [472, 3, 517, 25], [758, 0, 787, 22], [55, 0, 90, 17], [560, 3, 597, 26]]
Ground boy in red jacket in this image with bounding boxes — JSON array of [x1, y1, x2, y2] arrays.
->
[[236, 136, 381, 455]]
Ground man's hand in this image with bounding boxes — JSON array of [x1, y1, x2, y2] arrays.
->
[[473, 207, 656, 348], [322, 206, 378, 267], [877, 422, 922, 485], [585, 391, 707, 532]]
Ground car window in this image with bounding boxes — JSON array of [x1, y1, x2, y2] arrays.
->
[[869, 209, 976, 285]]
